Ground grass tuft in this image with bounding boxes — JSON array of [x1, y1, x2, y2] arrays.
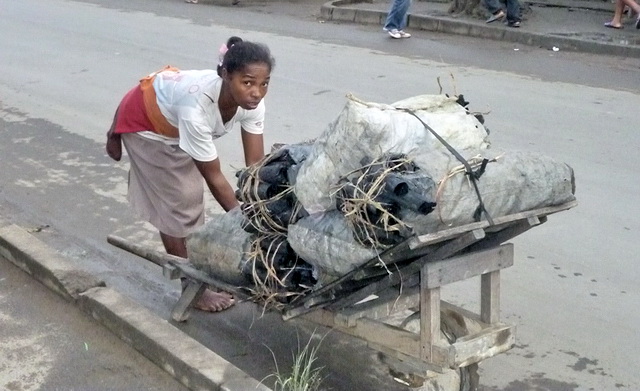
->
[[264, 331, 326, 391]]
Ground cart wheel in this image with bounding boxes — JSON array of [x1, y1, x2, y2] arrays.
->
[[386, 361, 478, 391], [458, 363, 479, 391], [383, 310, 482, 391]]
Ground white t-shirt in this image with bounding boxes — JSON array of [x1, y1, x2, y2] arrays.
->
[[142, 69, 265, 162]]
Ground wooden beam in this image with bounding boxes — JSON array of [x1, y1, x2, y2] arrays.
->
[[107, 234, 185, 266], [327, 229, 486, 311], [481, 270, 501, 324], [170, 262, 251, 301], [163, 264, 180, 280], [420, 283, 442, 363], [334, 284, 419, 327], [452, 324, 516, 367], [408, 200, 576, 250], [373, 342, 447, 375], [421, 244, 513, 289], [170, 280, 205, 322], [466, 216, 543, 253], [304, 310, 424, 358]]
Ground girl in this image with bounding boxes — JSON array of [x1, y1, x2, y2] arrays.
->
[[106, 36, 274, 312]]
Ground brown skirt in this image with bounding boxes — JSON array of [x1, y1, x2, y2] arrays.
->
[[121, 133, 204, 238]]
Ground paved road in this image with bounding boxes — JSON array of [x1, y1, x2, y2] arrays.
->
[[1, 0, 639, 390], [0, 256, 189, 391]]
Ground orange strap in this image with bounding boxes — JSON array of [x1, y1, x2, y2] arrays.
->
[[140, 65, 180, 138]]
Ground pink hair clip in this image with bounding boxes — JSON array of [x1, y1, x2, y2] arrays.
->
[[218, 43, 228, 66]]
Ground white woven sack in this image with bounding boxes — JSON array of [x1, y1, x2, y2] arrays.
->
[[294, 94, 489, 213]]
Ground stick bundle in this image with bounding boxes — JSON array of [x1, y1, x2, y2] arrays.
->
[[235, 145, 316, 305], [335, 154, 437, 248]]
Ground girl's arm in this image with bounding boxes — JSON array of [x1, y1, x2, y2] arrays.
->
[[193, 158, 239, 212], [241, 128, 265, 166]]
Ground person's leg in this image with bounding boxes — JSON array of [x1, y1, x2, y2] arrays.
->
[[622, 0, 640, 27], [396, 0, 411, 31], [122, 134, 232, 313], [159, 232, 188, 258], [622, 0, 640, 14], [607, 0, 626, 27], [384, 0, 410, 31], [506, 0, 522, 23], [484, 0, 505, 22], [160, 231, 235, 312]]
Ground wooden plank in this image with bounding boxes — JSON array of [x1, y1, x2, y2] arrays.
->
[[303, 310, 426, 359], [422, 244, 513, 289], [440, 301, 484, 325], [420, 284, 441, 362], [335, 284, 420, 327], [170, 262, 251, 301], [287, 201, 576, 317], [336, 290, 493, 329], [170, 280, 205, 322], [107, 234, 186, 267], [163, 264, 180, 280], [283, 240, 415, 317], [466, 216, 543, 253], [452, 324, 516, 367], [372, 342, 447, 375], [408, 200, 577, 250], [481, 270, 500, 324], [327, 229, 486, 312], [300, 307, 337, 327]]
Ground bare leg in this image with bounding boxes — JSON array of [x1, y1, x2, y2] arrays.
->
[[608, 0, 626, 27], [160, 231, 234, 312], [622, 0, 640, 14]]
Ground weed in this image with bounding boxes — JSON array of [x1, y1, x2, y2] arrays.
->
[[264, 331, 326, 391]]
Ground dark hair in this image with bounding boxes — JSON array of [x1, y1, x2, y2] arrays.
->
[[217, 37, 275, 77]]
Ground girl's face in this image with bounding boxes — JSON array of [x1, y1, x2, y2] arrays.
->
[[224, 62, 271, 110]]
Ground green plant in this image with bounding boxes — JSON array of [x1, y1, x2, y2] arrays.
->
[[264, 331, 326, 391]]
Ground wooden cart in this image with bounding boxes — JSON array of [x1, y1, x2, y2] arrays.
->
[[108, 200, 576, 390]]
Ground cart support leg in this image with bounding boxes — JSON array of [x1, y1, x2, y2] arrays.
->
[[480, 270, 500, 324], [171, 280, 206, 322], [420, 265, 442, 362]]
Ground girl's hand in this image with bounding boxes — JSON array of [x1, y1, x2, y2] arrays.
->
[[193, 158, 239, 211]]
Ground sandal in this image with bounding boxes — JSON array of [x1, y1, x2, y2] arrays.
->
[[636, 16, 640, 29], [185, 0, 198, 3], [486, 10, 505, 23], [604, 22, 623, 29]]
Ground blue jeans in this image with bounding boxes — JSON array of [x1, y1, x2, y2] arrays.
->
[[384, 0, 412, 31], [484, 0, 521, 22]]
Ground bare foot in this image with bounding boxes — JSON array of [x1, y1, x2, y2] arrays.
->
[[193, 288, 234, 312]]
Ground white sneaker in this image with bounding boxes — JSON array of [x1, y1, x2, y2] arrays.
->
[[388, 29, 402, 39], [398, 30, 411, 38]]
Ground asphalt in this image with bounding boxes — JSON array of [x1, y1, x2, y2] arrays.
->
[[0, 219, 270, 391], [1, 1, 638, 390], [321, 0, 640, 57]]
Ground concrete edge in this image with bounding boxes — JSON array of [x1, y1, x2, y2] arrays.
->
[[0, 221, 271, 391], [79, 287, 271, 391], [0, 223, 105, 300], [320, 0, 640, 58]]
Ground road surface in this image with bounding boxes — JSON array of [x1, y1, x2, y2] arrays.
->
[[0, 0, 639, 390]]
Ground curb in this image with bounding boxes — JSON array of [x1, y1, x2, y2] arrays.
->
[[0, 223, 105, 300], [0, 222, 271, 391], [79, 287, 271, 391], [321, 0, 640, 58]]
